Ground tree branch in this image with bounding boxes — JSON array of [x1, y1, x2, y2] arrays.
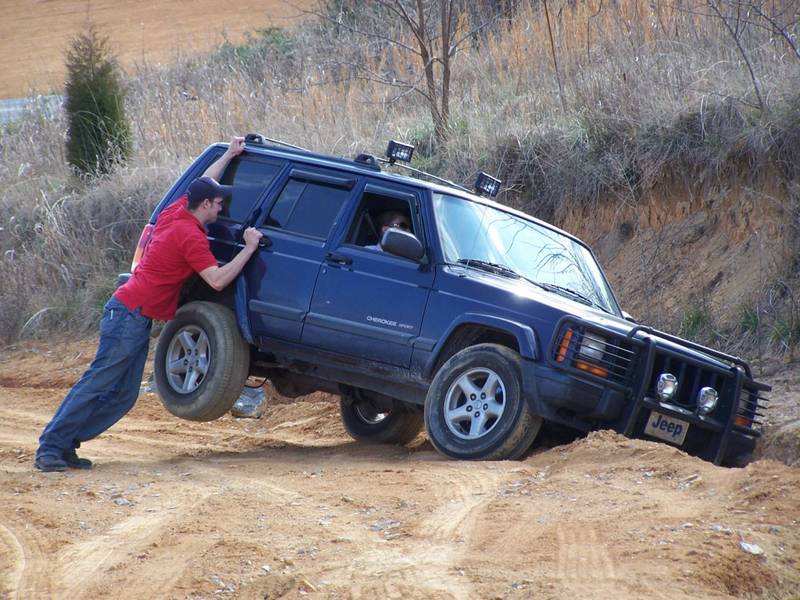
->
[[706, 0, 766, 112]]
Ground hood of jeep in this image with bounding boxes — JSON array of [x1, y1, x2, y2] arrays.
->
[[439, 265, 738, 371]]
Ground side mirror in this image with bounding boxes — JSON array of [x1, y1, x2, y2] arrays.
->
[[381, 228, 425, 261], [622, 311, 637, 323]]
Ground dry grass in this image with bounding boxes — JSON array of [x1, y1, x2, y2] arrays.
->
[[1, 0, 799, 342]]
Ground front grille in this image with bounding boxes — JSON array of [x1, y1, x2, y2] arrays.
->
[[737, 385, 769, 431], [553, 325, 638, 386], [647, 352, 732, 410]]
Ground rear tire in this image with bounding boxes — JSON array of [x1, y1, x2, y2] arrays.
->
[[155, 301, 249, 421], [340, 389, 423, 445], [424, 344, 542, 460]]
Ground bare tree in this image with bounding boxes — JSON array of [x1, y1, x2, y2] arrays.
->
[[674, 0, 800, 112], [706, 0, 767, 112], [312, 0, 516, 146]]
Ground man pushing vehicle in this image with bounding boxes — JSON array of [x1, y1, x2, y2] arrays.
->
[[35, 136, 261, 472]]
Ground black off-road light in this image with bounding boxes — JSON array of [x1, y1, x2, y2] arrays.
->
[[474, 172, 501, 197], [385, 140, 414, 164]]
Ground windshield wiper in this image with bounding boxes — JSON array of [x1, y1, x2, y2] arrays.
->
[[531, 281, 594, 306], [456, 259, 521, 278], [455, 258, 610, 313]]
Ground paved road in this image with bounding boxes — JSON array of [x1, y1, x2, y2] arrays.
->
[[0, 95, 61, 124]]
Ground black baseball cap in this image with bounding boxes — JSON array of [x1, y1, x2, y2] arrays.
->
[[187, 176, 233, 203]]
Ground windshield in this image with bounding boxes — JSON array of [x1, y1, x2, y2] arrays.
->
[[433, 193, 620, 315]]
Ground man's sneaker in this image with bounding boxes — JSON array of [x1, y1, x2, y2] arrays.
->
[[63, 448, 93, 469], [35, 454, 68, 472]]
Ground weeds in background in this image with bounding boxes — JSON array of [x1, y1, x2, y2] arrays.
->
[[0, 0, 799, 345], [679, 307, 712, 340]]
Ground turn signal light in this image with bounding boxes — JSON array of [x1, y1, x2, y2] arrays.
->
[[575, 360, 608, 378], [556, 328, 609, 378], [556, 329, 573, 363], [735, 415, 753, 428]]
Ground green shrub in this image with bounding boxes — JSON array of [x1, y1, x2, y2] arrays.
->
[[679, 308, 710, 339], [65, 24, 132, 176], [740, 304, 760, 334]]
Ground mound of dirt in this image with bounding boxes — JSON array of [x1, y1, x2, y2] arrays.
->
[[757, 419, 800, 466], [2, 338, 799, 599]]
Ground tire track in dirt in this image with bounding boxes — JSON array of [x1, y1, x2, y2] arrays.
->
[[0, 523, 26, 599], [0, 405, 52, 431], [56, 489, 214, 599], [553, 521, 674, 600], [345, 465, 503, 599], [555, 523, 621, 599], [0, 521, 53, 599], [556, 524, 616, 581]]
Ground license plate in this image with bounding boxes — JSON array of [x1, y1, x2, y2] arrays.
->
[[644, 411, 689, 446]]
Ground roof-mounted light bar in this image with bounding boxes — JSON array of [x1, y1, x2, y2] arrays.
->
[[474, 172, 501, 197], [385, 140, 414, 164]]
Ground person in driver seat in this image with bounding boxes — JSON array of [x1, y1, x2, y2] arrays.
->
[[365, 210, 412, 251]]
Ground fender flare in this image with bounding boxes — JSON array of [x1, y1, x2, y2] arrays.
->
[[422, 313, 538, 379]]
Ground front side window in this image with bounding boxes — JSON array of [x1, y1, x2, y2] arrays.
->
[[433, 193, 620, 315], [266, 176, 352, 239], [347, 189, 416, 249], [218, 157, 283, 222]]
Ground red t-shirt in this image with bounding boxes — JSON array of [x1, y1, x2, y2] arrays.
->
[[115, 196, 218, 320]]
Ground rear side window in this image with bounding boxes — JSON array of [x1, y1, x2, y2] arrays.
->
[[266, 169, 355, 239], [219, 157, 283, 223]]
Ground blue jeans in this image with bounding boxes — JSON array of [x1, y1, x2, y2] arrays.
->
[[37, 296, 152, 459]]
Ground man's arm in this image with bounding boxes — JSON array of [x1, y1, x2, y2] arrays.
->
[[203, 136, 246, 181], [198, 227, 262, 291]]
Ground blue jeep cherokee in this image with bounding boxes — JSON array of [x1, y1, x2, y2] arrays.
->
[[126, 135, 769, 464]]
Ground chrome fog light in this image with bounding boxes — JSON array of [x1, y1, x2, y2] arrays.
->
[[697, 387, 719, 414], [578, 333, 606, 362], [656, 373, 678, 400]]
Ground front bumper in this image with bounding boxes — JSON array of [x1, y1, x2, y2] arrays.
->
[[524, 317, 769, 465]]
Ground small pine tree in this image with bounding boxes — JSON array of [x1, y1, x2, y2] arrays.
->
[[65, 24, 132, 176]]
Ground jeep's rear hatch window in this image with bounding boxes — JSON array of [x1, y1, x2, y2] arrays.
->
[[432, 193, 620, 315]]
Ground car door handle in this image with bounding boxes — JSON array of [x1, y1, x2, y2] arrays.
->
[[236, 232, 271, 248], [325, 252, 352, 266]]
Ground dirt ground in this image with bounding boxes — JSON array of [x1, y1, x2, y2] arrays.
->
[[1, 338, 799, 600], [0, 0, 310, 98]]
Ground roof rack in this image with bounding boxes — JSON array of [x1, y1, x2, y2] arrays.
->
[[243, 133, 381, 172], [244, 132, 308, 152], [378, 159, 471, 194], [241, 133, 492, 194]]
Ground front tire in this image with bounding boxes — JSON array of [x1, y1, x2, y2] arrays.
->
[[339, 389, 423, 445], [154, 301, 249, 421], [424, 344, 542, 460]]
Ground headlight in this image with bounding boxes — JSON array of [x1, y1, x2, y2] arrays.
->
[[697, 387, 719, 414], [656, 373, 678, 400], [578, 333, 606, 361]]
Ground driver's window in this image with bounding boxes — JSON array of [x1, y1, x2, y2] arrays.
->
[[347, 191, 415, 251]]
